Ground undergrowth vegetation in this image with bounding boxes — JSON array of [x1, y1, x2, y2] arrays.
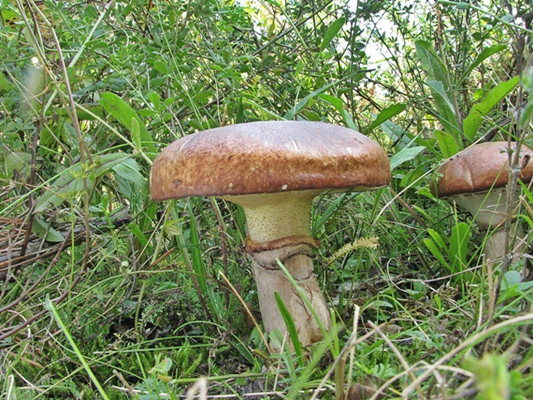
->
[[1, 0, 532, 398]]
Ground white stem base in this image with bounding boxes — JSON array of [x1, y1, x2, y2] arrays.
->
[[484, 225, 525, 264], [250, 242, 332, 347]]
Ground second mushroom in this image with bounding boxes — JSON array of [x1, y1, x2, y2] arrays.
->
[[430, 141, 533, 263], [150, 121, 390, 348]]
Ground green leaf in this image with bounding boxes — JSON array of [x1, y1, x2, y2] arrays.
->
[[415, 40, 451, 93], [427, 229, 446, 249], [128, 223, 148, 250], [318, 94, 357, 130], [130, 117, 142, 153], [32, 216, 65, 242], [112, 158, 145, 188], [149, 92, 161, 110], [423, 238, 451, 271], [456, 45, 507, 87], [449, 222, 470, 270], [263, 0, 282, 8], [312, 193, 355, 236], [319, 17, 346, 52], [100, 92, 156, 153], [187, 201, 208, 297], [434, 129, 459, 158], [372, 300, 393, 308], [380, 119, 408, 145], [35, 153, 131, 212], [236, 97, 245, 123], [284, 71, 365, 120], [2, 151, 33, 178], [389, 146, 425, 171], [427, 80, 456, 118], [519, 98, 533, 129], [113, 158, 146, 200], [416, 40, 462, 142], [274, 292, 304, 367], [426, 80, 461, 140], [0, 71, 13, 92], [463, 76, 520, 139], [364, 103, 406, 134]]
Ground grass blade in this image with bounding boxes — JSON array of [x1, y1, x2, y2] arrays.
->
[[45, 295, 110, 400], [274, 292, 304, 367]]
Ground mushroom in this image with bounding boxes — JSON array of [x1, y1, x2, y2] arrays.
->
[[150, 121, 390, 347], [430, 141, 533, 263]]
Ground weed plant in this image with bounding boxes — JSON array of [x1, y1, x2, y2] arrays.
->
[[1, 0, 532, 399]]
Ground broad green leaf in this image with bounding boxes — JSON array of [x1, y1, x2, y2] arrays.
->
[[294, 59, 304, 76], [153, 61, 168, 74], [319, 17, 346, 52], [35, 167, 93, 212], [415, 40, 452, 95], [502, 270, 521, 289], [522, 67, 533, 92], [463, 76, 520, 139], [130, 117, 142, 153], [427, 229, 446, 249], [364, 103, 406, 134], [128, 223, 148, 249], [417, 186, 435, 199], [274, 292, 304, 367], [318, 94, 356, 130], [456, 45, 507, 87], [113, 158, 146, 200], [455, 2, 471, 9], [303, 110, 321, 121], [35, 153, 131, 212], [373, 300, 393, 308], [427, 80, 461, 141], [2, 151, 33, 178], [32, 216, 65, 242], [380, 119, 409, 145], [1, 7, 20, 23], [519, 98, 533, 128], [389, 146, 425, 171], [100, 92, 156, 153], [0, 71, 13, 92], [427, 80, 456, 118], [423, 238, 451, 271], [434, 129, 459, 158], [149, 92, 161, 109], [416, 40, 462, 142], [449, 222, 470, 270]]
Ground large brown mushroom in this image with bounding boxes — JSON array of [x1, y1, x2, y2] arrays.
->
[[150, 121, 390, 347], [430, 141, 533, 263]]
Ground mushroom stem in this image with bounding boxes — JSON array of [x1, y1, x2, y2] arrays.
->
[[223, 191, 332, 347], [453, 188, 525, 263], [484, 226, 525, 264], [249, 241, 331, 347]]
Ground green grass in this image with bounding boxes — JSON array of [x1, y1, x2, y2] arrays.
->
[[1, 0, 533, 398]]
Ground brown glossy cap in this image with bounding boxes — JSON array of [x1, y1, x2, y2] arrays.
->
[[150, 121, 391, 200], [430, 141, 533, 197]]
